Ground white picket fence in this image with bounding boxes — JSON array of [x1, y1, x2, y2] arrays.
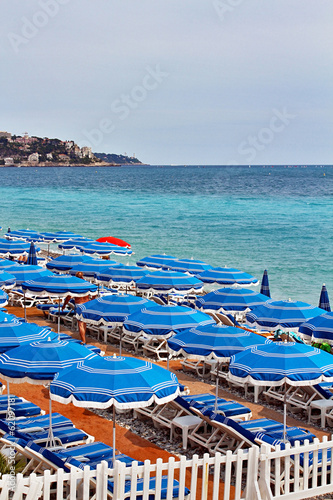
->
[[1, 437, 333, 500]]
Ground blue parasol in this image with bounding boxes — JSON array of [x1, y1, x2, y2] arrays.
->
[[26, 241, 38, 266], [58, 238, 95, 251], [0, 238, 40, 258], [5, 229, 42, 242], [0, 320, 57, 353], [68, 260, 119, 278], [136, 254, 178, 269], [95, 265, 150, 286], [0, 271, 16, 290], [46, 254, 95, 272], [196, 287, 269, 313], [21, 274, 98, 297], [228, 342, 333, 441], [50, 354, 180, 462], [0, 290, 8, 308], [319, 284, 331, 312], [168, 323, 271, 361], [75, 294, 155, 326], [197, 267, 259, 287], [6, 265, 53, 286], [79, 242, 132, 257], [299, 311, 333, 344], [123, 305, 214, 339], [260, 269, 271, 298], [246, 299, 324, 331], [161, 258, 212, 276], [136, 270, 204, 295]]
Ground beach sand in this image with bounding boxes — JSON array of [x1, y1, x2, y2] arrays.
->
[[2, 305, 330, 498]]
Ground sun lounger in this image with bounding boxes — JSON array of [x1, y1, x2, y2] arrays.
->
[[0, 418, 94, 448], [186, 407, 315, 455], [13, 412, 73, 431]]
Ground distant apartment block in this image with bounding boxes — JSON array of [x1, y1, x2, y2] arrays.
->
[[46, 153, 53, 160], [81, 146, 92, 158], [28, 152, 39, 163], [4, 157, 14, 165]]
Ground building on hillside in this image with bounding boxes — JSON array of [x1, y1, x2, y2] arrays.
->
[[74, 146, 82, 158], [0, 131, 11, 139], [58, 154, 70, 161], [81, 146, 92, 158], [46, 153, 53, 160], [28, 153, 39, 163], [4, 157, 14, 165], [65, 141, 74, 150]]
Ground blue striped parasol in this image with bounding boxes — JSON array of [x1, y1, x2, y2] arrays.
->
[[79, 242, 132, 257], [26, 241, 38, 266], [123, 305, 214, 339], [58, 238, 95, 251], [0, 271, 16, 290], [260, 269, 271, 298], [0, 320, 57, 353], [68, 260, 119, 277], [136, 254, 178, 269], [6, 265, 53, 286], [228, 342, 333, 441], [196, 287, 269, 313], [136, 270, 204, 295], [5, 229, 42, 242], [50, 354, 180, 462], [161, 258, 212, 276], [0, 238, 40, 258], [197, 267, 259, 287], [95, 264, 150, 286], [75, 294, 155, 326], [246, 299, 324, 331], [0, 290, 8, 307], [46, 255, 95, 272], [299, 311, 333, 344], [167, 323, 271, 361], [319, 284, 331, 312], [21, 274, 98, 297]]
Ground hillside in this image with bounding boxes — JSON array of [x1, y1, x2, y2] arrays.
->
[[0, 131, 143, 166]]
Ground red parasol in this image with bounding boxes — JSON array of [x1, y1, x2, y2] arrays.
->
[[96, 236, 131, 248]]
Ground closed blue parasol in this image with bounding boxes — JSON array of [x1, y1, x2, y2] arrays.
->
[[197, 267, 259, 287], [6, 265, 53, 286], [162, 258, 212, 276], [0, 271, 16, 290], [136, 254, 178, 269], [136, 270, 204, 295], [123, 305, 214, 339], [299, 311, 333, 344], [0, 320, 57, 353], [75, 294, 155, 326], [319, 284, 331, 312], [260, 269, 271, 298], [228, 342, 333, 441], [246, 299, 324, 331], [46, 254, 95, 272], [196, 287, 269, 313], [168, 323, 271, 361], [26, 241, 38, 266], [50, 354, 180, 462]]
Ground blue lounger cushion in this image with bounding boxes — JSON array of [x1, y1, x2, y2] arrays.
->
[[240, 418, 285, 433], [314, 383, 333, 400], [20, 426, 90, 446], [55, 441, 114, 461], [107, 475, 190, 500], [0, 395, 23, 404], [14, 413, 73, 431], [181, 393, 251, 417], [0, 402, 42, 417]]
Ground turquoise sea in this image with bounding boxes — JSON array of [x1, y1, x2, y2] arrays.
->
[[0, 165, 332, 306]]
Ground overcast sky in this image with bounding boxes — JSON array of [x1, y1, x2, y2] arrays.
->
[[1, 1, 332, 165]]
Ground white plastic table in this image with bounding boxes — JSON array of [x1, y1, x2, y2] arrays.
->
[[308, 399, 333, 427], [170, 415, 203, 450]]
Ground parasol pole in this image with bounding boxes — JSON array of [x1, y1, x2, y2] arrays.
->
[[283, 380, 287, 443], [214, 361, 220, 411], [112, 405, 116, 464]]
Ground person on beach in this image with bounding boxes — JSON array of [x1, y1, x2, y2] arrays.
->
[[62, 271, 95, 344]]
